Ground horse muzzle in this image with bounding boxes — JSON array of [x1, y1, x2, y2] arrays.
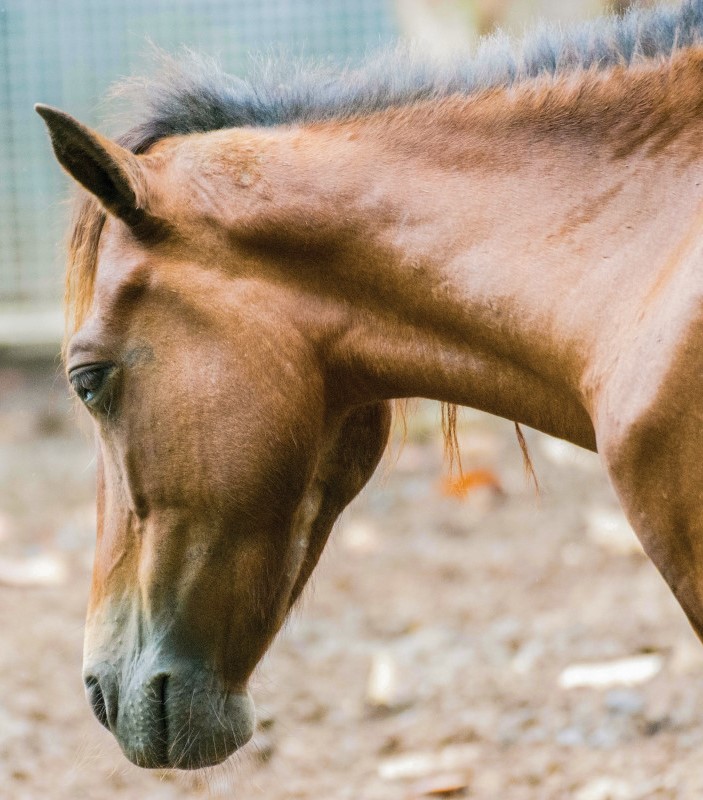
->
[[83, 655, 254, 769]]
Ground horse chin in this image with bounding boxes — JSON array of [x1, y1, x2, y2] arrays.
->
[[123, 688, 255, 770]]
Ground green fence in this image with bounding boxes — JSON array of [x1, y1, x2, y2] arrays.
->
[[0, 0, 398, 336]]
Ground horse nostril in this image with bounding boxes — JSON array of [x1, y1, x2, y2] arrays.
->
[[152, 673, 169, 740], [84, 674, 112, 731]]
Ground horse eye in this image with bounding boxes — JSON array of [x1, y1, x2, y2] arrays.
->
[[69, 365, 113, 409]]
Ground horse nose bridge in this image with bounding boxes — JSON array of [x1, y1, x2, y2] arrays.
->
[[83, 583, 206, 673], [135, 513, 210, 613]]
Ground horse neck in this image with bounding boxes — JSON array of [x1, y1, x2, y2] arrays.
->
[[229, 60, 703, 451]]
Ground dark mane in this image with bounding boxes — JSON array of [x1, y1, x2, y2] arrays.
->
[[116, 0, 703, 154]]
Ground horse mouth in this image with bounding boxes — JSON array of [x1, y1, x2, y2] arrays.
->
[[126, 686, 255, 770]]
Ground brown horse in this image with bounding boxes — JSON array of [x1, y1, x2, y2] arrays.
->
[[37, 0, 703, 772]]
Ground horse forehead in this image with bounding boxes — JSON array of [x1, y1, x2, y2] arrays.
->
[[75, 245, 173, 359], [93, 242, 156, 316], [96, 216, 154, 278], [94, 218, 189, 307]]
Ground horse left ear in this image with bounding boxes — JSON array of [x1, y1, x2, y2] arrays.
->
[[35, 104, 149, 226]]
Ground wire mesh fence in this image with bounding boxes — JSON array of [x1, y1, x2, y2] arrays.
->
[[0, 0, 398, 323]]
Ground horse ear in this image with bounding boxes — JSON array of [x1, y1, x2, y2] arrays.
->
[[35, 104, 149, 226]]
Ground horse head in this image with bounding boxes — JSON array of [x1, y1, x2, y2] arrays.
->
[[38, 106, 391, 768]]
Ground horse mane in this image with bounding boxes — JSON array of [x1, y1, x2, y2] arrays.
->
[[66, 0, 703, 475], [112, 0, 703, 152]]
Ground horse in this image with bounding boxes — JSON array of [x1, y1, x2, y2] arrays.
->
[[37, 0, 703, 772]]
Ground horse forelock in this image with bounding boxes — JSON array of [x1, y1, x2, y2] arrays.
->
[[64, 195, 105, 355]]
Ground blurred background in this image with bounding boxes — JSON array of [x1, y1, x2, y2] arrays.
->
[[2, 2, 701, 799]]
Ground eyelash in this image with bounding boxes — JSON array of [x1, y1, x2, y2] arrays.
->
[[69, 365, 113, 410]]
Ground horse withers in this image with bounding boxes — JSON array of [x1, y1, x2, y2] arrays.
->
[[38, 0, 703, 771]]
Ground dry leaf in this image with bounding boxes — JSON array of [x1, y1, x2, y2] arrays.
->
[[410, 773, 470, 797], [441, 469, 501, 499]]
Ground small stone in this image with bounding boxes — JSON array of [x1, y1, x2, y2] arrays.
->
[[556, 726, 586, 747], [366, 650, 416, 715], [339, 519, 379, 554], [558, 654, 663, 690], [511, 639, 544, 675], [589, 725, 624, 750], [0, 554, 67, 587], [575, 777, 635, 800], [604, 689, 645, 716], [378, 745, 479, 781], [366, 650, 400, 711]]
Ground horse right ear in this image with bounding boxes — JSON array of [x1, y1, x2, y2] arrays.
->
[[36, 104, 149, 227]]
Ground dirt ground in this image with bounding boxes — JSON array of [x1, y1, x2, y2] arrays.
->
[[3, 356, 703, 800]]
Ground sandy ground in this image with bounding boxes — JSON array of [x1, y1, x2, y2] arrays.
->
[[2, 356, 703, 800]]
